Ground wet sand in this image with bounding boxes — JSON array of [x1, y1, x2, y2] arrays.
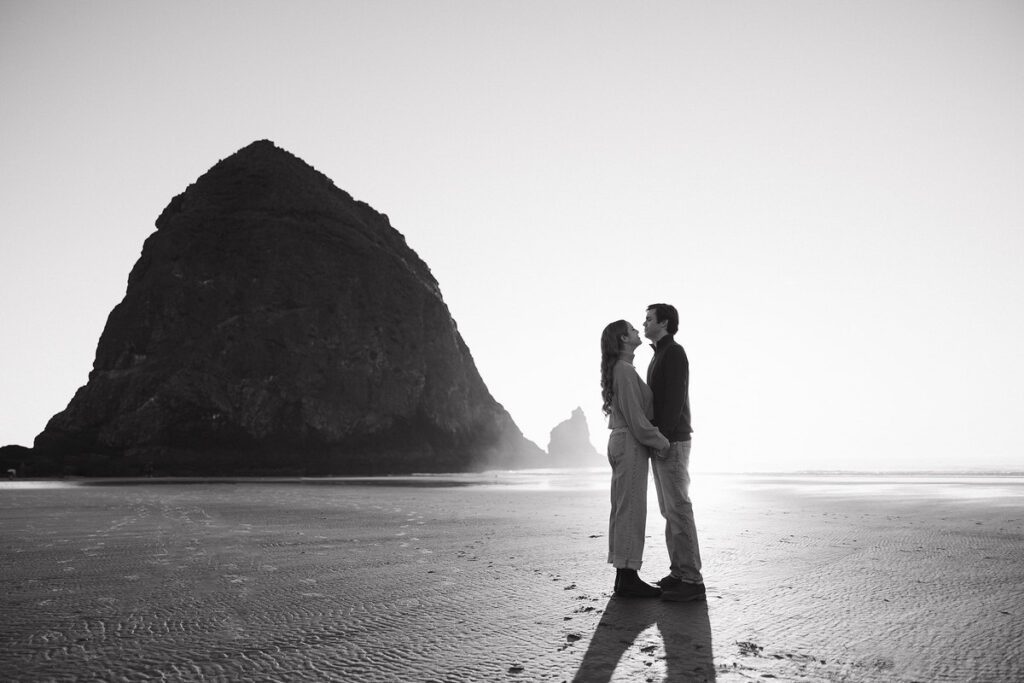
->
[[1, 472, 1022, 682]]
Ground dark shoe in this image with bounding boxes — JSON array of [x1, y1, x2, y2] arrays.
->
[[614, 569, 662, 598], [656, 574, 683, 589], [661, 582, 706, 602]]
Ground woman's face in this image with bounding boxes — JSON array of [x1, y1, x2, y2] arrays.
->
[[622, 324, 642, 348]]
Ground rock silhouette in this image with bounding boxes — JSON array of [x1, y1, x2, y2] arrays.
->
[[547, 407, 601, 466], [34, 140, 544, 475]]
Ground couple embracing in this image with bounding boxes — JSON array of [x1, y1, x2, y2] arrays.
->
[[600, 303, 705, 602]]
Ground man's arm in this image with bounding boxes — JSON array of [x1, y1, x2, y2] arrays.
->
[[653, 345, 688, 439]]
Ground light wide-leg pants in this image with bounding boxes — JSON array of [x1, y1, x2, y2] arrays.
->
[[651, 440, 704, 583], [606, 427, 650, 570]]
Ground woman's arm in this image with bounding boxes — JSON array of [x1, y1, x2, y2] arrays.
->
[[613, 363, 671, 451]]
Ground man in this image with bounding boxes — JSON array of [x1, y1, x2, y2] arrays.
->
[[644, 303, 706, 602]]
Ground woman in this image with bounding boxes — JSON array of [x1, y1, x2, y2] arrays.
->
[[600, 319, 670, 598]]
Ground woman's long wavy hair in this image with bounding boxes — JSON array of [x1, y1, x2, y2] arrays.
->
[[600, 320, 630, 417]]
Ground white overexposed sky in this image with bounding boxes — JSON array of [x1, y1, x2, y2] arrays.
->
[[2, 1, 1022, 472]]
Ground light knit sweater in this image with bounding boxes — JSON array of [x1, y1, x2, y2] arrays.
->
[[608, 357, 671, 451]]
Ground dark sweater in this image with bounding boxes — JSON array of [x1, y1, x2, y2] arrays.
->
[[646, 335, 692, 441]]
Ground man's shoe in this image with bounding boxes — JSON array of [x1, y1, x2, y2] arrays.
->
[[661, 582, 706, 602], [656, 574, 683, 589], [614, 569, 662, 598]]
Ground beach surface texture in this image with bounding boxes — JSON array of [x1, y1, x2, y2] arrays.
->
[[2, 470, 1022, 682]]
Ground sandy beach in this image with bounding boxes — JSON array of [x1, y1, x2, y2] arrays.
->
[[2, 471, 1022, 682]]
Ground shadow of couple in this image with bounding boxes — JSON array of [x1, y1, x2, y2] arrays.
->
[[572, 595, 715, 682]]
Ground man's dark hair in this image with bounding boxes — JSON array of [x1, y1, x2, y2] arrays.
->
[[647, 303, 679, 335]]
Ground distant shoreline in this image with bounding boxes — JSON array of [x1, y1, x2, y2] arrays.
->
[[3, 469, 1024, 491]]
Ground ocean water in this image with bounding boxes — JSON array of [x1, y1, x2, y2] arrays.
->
[[4, 468, 1024, 499]]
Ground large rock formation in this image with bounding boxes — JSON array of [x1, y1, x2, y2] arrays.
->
[[547, 407, 602, 467], [34, 140, 544, 475]]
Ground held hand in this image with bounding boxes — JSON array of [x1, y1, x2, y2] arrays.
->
[[653, 445, 670, 460]]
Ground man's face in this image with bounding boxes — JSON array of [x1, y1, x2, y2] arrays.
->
[[643, 308, 667, 341]]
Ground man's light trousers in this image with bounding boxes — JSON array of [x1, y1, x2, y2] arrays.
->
[[651, 440, 704, 583]]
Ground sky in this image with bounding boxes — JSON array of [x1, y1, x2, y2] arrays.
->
[[2, 1, 1022, 472]]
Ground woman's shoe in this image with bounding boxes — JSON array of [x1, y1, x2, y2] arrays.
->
[[614, 569, 662, 598]]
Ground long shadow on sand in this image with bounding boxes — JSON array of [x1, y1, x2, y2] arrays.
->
[[573, 596, 714, 682]]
